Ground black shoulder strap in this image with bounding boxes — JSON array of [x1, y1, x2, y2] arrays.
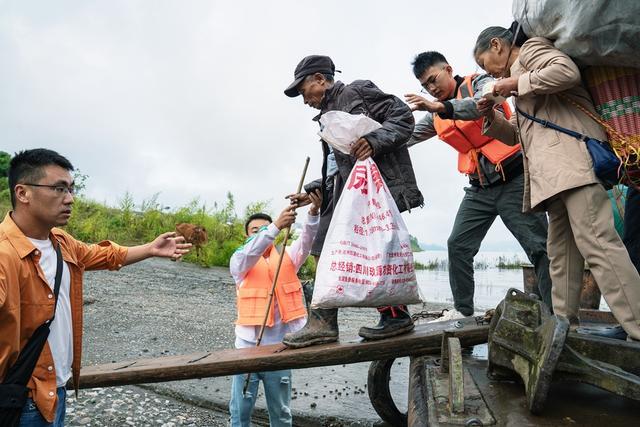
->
[[515, 106, 587, 141], [50, 243, 64, 322]]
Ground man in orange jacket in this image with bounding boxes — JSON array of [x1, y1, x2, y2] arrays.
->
[[405, 51, 552, 317], [0, 149, 191, 426], [228, 190, 321, 427]]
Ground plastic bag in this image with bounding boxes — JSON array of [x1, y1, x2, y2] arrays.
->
[[513, 0, 640, 67], [318, 111, 382, 155], [311, 157, 421, 308]]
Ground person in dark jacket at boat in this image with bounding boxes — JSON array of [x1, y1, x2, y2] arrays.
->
[[283, 55, 424, 348]]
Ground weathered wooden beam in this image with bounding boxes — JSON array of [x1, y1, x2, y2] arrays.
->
[[77, 318, 488, 389], [565, 333, 640, 376], [447, 338, 464, 414], [578, 309, 616, 324]]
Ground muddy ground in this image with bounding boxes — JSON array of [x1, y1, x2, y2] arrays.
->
[[67, 258, 450, 426]]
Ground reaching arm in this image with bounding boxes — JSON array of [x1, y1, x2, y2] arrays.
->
[[441, 74, 495, 120], [287, 213, 320, 271], [481, 106, 519, 146], [516, 37, 582, 98], [123, 232, 191, 265], [229, 224, 280, 284], [356, 80, 415, 156], [229, 204, 300, 284], [407, 113, 437, 147]]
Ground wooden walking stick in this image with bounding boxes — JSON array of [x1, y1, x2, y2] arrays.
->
[[243, 156, 310, 395]]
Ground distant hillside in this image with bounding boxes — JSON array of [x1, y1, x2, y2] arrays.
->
[[409, 235, 423, 252], [409, 234, 446, 251]]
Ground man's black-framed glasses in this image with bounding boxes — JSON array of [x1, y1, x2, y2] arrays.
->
[[23, 183, 76, 196], [420, 67, 447, 94]]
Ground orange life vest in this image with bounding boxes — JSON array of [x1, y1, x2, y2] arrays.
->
[[433, 75, 521, 176], [236, 245, 307, 327]]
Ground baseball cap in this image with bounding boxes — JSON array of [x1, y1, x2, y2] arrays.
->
[[284, 55, 338, 97]]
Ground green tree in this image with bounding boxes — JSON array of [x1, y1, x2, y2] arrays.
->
[[409, 234, 423, 252], [72, 169, 89, 196], [0, 151, 11, 178], [0, 152, 12, 213]]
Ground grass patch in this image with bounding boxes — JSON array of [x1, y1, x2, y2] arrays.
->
[[473, 259, 489, 270], [414, 258, 448, 270], [496, 255, 524, 269]]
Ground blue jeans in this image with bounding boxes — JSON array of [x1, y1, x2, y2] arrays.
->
[[229, 370, 292, 427], [19, 387, 66, 427]]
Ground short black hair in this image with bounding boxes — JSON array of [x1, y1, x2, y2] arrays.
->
[[412, 51, 449, 78], [244, 213, 273, 234], [8, 148, 74, 208]]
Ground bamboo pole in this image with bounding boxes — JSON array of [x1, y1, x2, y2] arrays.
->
[[243, 156, 310, 394]]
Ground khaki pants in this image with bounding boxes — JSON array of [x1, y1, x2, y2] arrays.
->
[[547, 183, 640, 340]]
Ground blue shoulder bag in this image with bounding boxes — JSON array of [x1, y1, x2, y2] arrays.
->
[[516, 107, 621, 186]]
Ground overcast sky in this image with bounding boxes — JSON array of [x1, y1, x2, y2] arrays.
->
[[1, 1, 522, 249]]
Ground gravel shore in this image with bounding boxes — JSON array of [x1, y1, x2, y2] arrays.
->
[[66, 258, 451, 426]]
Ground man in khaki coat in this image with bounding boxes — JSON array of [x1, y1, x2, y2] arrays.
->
[[473, 28, 640, 341]]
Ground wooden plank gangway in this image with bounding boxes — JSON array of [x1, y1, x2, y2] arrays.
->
[[77, 318, 489, 389]]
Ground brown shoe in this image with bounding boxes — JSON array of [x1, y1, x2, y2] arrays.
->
[[282, 308, 338, 349]]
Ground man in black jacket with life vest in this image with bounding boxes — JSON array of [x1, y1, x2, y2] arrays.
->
[[405, 51, 552, 317], [283, 55, 424, 348]]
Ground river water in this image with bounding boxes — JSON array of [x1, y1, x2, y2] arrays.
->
[[413, 250, 609, 311]]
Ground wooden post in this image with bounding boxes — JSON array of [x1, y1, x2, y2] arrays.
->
[[447, 337, 464, 414]]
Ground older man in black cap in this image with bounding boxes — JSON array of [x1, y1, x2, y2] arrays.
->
[[283, 55, 424, 348]]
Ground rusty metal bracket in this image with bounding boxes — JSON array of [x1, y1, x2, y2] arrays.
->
[[488, 288, 640, 414]]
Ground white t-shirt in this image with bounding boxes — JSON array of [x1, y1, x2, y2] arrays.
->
[[28, 237, 73, 387]]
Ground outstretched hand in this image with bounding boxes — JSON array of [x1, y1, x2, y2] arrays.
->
[[286, 192, 311, 208], [149, 232, 192, 261], [404, 94, 445, 113]]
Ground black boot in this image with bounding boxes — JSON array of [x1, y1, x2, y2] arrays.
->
[[282, 308, 339, 348], [358, 305, 414, 340]]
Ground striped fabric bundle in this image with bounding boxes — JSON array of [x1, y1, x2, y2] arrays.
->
[[584, 66, 640, 187]]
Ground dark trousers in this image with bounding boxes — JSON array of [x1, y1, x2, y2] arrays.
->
[[448, 173, 552, 315], [623, 185, 640, 273]]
